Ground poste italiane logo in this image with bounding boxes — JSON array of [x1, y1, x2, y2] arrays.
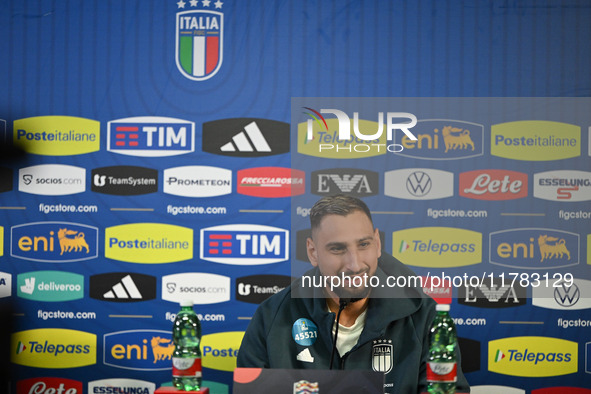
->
[[392, 227, 482, 268], [488, 336, 577, 377], [14, 116, 100, 156], [201, 331, 244, 372], [105, 223, 193, 263], [491, 121, 580, 161], [12, 329, 96, 368]]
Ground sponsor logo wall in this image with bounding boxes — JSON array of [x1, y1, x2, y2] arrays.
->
[[1, 2, 590, 394]]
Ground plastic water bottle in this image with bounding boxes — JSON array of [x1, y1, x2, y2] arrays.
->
[[172, 300, 202, 391], [427, 304, 457, 394]]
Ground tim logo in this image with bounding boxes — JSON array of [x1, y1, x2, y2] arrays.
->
[[200, 224, 289, 265], [175, 1, 224, 81], [395, 120, 484, 160], [11, 222, 98, 263], [104, 330, 174, 371], [107, 116, 195, 157], [490, 228, 579, 269], [311, 168, 378, 197]]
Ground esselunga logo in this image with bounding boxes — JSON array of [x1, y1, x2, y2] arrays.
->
[[394, 119, 484, 160], [14, 116, 100, 156], [17, 271, 84, 302], [491, 120, 580, 161], [392, 227, 482, 268], [489, 228, 579, 269], [11, 222, 99, 263], [201, 331, 244, 372], [104, 330, 173, 370], [105, 223, 193, 263], [488, 336, 577, 377], [88, 378, 156, 394], [11, 328, 96, 368]]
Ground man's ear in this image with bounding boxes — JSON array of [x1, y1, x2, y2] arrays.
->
[[306, 237, 319, 267], [374, 228, 382, 259]]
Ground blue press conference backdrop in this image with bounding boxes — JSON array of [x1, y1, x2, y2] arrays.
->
[[1, 1, 590, 393]]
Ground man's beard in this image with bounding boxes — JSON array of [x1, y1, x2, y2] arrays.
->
[[329, 270, 373, 301]]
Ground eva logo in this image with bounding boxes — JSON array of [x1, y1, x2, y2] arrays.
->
[[532, 278, 591, 310], [488, 336, 577, 377], [0, 271, 12, 298], [14, 116, 100, 156], [164, 165, 232, 197], [200, 224, 289, 265], [11, 222, 99, 263], [384, 168, 454, 200], [237, 167, 305, 198], [104, 330, 173, 370], [105, 223, 193, 263], [489, 228, 579, 269], [17, 377, 83, 394], [17, 271, 83, 302], [534, 170, 591, 202], [162, 273, 230, 304], [458, 277, 526, 308], [11, 328, 96, 368], [88, 378, 155, 394], [491, 121, 580, 161], [311, 168, 378, 197], [392, 227, 482, 268], [394, 120, 484, 160], [19, 164, 86, 195], [201, 331, 244, 372], [460, 170, 527, 200], [107, 116, 195, 157]]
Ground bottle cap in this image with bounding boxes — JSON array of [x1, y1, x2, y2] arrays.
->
[[180, 299, 194, 307], [435, 303, 450, 312]]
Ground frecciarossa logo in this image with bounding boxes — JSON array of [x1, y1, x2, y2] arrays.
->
[[237, 167, 305, 197], [488, 336, 577, 377], [12, 329, 96, 368], [11, 222, 98, 263], [105, 223, 193, 263]]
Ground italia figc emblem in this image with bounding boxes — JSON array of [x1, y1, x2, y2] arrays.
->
[[175, 1, 224, 81], [372, 339, 393, 374]]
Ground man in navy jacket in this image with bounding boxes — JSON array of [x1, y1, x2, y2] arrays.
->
[[237, 195, 470, 393]]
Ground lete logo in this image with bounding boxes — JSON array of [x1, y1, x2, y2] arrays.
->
[[460, 170, 527, 200], [17, 377, 82, 394]]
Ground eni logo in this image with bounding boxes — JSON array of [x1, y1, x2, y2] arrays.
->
[[104, 330, 174, 371], [440, 126, 475, 152], [538, 235, 570, 262], [57, 228, 89, 255]]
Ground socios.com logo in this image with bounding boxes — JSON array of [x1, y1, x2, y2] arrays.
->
[[392, 227, 482, 268], [19, 164, 86, 196], [200, 224, 289, 265], [104, 330, 173, 370], [201, 331, 244, 372], [488, 336, 577, 377], [105, 223, 193, 263], [162, 273, 230, 304], [17, 271, 83, 302], [393, 119, 484, 160], [12, 329, 96, 368], [11, 222, 99, 263], [14, 116, 100, 156], [489, 228, 579, 269], [491, 121, 580, 161]]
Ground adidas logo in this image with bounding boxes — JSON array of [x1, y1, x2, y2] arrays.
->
[[220, 121, 271, 152], [103, 275, 142, 299]]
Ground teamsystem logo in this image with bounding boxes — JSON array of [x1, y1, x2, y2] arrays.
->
[[298, 107, 417, 158], [92, 166, 158, 196]]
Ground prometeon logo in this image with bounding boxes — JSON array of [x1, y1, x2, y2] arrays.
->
[[394, 120, 484, 160], [460, 169, 528, 200], [488, 336, 577, 377], [237, 167, 305, 198], [11, 222, 99, 263], [92, 166, 158, 196], [17, 271, 84, 302], [164, 165, 232, 197], [103, 330, 173, 371], [384, 168, 454, 200], [491, 121, 581, 161], [458, 277, 526, 308], [175, 1, 224, 81], [14, 116, 100, 156], [534, 170, 591, 202], [200, 224, 289, 265], [311, 168, 378, 197], [202, 118, 290, 157], [489, 228, 579, 269], [19, 164, 86, 196], [90, 273, 157, 302], [107, 116, 195, 157]]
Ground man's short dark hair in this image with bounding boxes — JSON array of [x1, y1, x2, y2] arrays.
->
[[309, 194, 373, 233]]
